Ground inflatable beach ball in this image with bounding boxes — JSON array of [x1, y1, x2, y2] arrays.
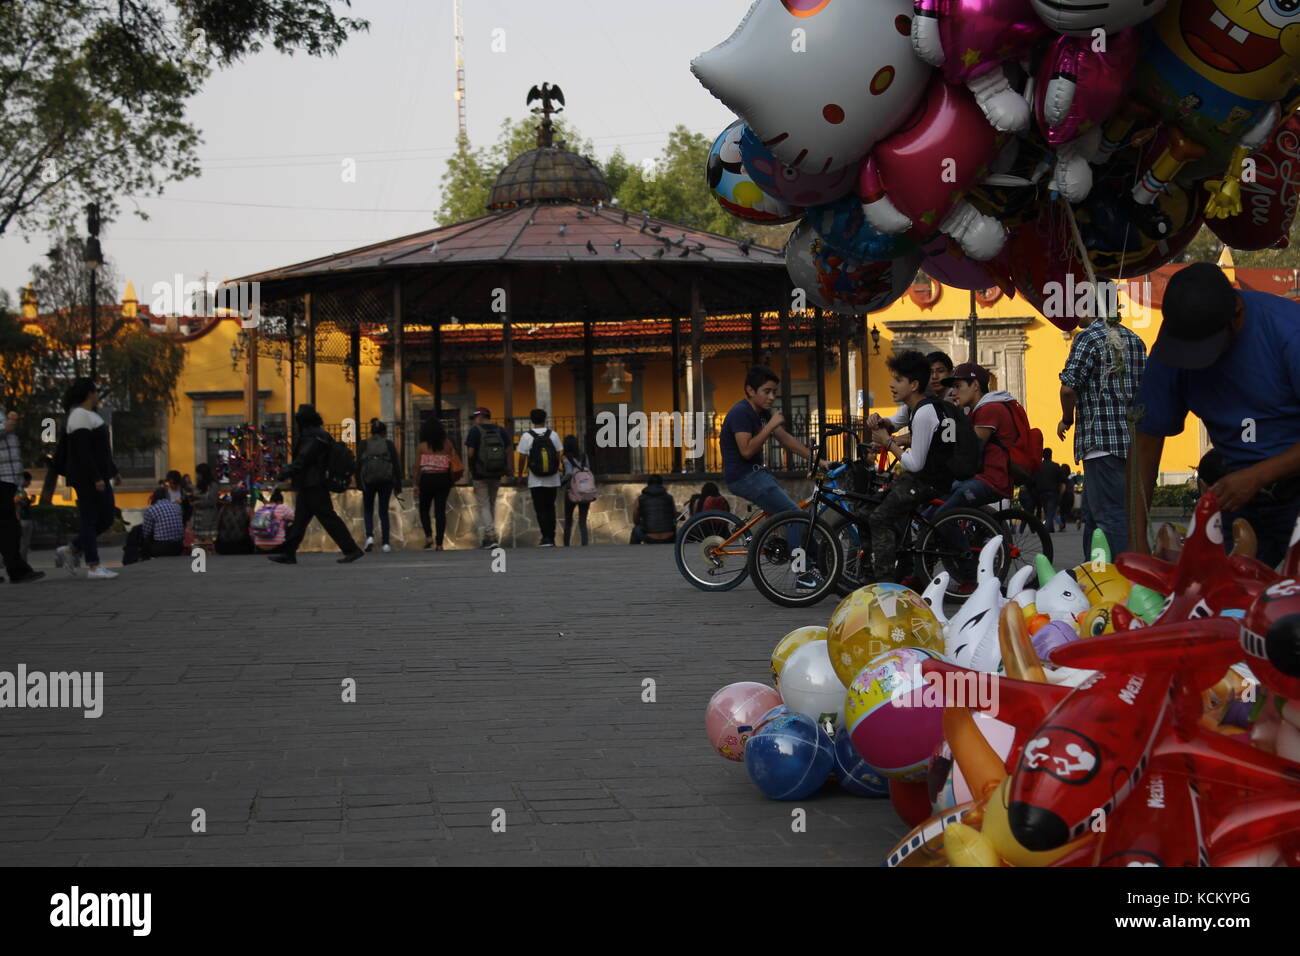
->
[[706, 681, 782, 762], [779, 640, 848, 727], [827, 583, 944, 687], [771, 625, 826, 687], [844, 647, 948, 781], [745, 712, 835, 801], [834, 730, 889, 798]]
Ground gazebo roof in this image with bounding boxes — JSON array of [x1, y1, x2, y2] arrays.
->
[[487, 147, 612, 211], [233, 202, 790, 321]]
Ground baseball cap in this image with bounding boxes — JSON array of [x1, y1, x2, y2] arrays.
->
[[941, 362, 990, 391], [1150, 262, 1237, 370], [471, 407, 491, 419]]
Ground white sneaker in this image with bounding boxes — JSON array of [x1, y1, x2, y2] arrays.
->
[[382, 544, 392, 553], [55, 545, 81, 575], [363, 536, 374, 553], [86, 565, 118, 580]]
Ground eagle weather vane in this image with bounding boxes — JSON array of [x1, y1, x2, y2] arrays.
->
[[528, 82, 565, 149]]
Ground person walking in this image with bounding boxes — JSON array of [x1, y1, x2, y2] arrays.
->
[[250, 490, 295, 553], [465, 407, 511, 548], [630, 475, 677, 544], [516, 409, 565, 548], [0, 408, 43, 583], [1132, 262, 1300, 567], [1058, 308, 1147, 557], [1057, 463, 1074, 532], [269, 404, 364, 565], [357, 419, 402, 553], [560, 434, 593, 547], [54, 379, 120, 580], [414, 417, 460, 551], [1032, 449, 1063, 534], [17, 471, 35, 565]]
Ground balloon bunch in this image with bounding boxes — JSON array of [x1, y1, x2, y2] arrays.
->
[[887, 494, 1300, 866], [693, 0, 1300, 328]]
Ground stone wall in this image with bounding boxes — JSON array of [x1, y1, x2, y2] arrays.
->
[[286, 478, 815, 551]]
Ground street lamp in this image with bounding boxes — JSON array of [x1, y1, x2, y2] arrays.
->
[[84, 204, 104, 381], [869, 324, 881, 355]]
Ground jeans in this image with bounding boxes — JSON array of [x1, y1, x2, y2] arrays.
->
[[564, 496, 590, 546], [530, 486, 558, 545], [728, 468, 802, 550], [863, 471, 935, 581], [473, 479, 501, 543], [0, 480, 35, 579], [932, 477, 1002, 520], [418, 473, 454, 546], [1037, 492, 1059, 536], [72, 482, 115, 566], [362, 482, 394, 544], [1082, 454, 1128, 558], [1223, 490, 1300, 570], [280, 486, 359, 556]]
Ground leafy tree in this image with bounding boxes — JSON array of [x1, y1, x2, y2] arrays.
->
[[1, 0, 368, 236]]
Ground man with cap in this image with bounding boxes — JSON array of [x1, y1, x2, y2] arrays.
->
[[1132, 262, 1300, 567], [931, 362, 1021, 518], [464, 407, 512, 548], [1058, 298, 1147, 557]]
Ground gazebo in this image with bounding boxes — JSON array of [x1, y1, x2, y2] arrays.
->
[[232, 86, 852, 474]]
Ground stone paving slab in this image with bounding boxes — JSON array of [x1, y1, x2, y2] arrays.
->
[[0, 530, 1085, 866]]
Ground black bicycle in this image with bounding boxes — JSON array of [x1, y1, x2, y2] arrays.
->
[[747, 429, 1009, 608]]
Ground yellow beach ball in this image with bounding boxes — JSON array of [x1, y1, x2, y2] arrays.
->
[[826, 583, 943, 688], [770, 626, 826, 687]]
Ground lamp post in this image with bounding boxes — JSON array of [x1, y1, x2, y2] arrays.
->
[[84, 203, 104, 381]]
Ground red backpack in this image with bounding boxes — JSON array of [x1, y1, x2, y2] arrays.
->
[[995, 399, 1044, 486]]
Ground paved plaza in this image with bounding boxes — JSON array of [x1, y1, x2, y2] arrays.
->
[[0, 531, 1086, 866]]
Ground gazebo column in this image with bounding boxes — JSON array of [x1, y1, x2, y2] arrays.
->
[[750, 310, 762, 366], [671, 313, 683, 474], [838, 312, 852, 430], [690, 281, 705, 475], [304, 292, 317, 408], [813, 308, 827, 435], [521, 352, 566, 416], [392, 280, 405, 448], [779, 308, 792, 471], [350, 319, 361, 439], [582, 314, 596, 465], [502, 275, 514, 430], [432, 313, 443, 422]]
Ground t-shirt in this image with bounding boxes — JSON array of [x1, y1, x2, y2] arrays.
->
[[1033, 461, 1063, 495], [1137, 289, 1300, 472], [516, 427, 564, 488], [970, 398, 1016, 498], [721, 400, 767, 485]]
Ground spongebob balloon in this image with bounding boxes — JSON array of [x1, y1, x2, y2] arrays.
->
[[1113, 0, 1300, 223]]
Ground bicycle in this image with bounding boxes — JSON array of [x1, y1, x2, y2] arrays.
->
[[746, 433, 1009, 608]]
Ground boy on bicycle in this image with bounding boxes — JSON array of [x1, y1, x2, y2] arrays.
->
[[931, 362, 1018, 517], [866, 350, 972, 583]]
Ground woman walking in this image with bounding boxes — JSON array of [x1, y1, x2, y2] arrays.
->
[[414, 418, 459, 550], [357, 419, 402, 553], [55, 378, 120, 579], [560, 434, 592, 547]]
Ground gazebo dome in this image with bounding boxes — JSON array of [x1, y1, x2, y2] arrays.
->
[[487, 146, 612, 211]]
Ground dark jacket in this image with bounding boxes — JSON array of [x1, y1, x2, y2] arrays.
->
[[65, 408, 118, 488], [278, 426, 334, 490], [357, 436, 402, 492], [637, 485, 676, 535]]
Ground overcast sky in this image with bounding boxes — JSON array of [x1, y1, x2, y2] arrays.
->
[[3, 0, 753, 308]]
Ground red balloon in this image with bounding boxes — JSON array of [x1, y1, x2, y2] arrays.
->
[[1207, 112, 1300, 252], [889, 778, 935, 828]]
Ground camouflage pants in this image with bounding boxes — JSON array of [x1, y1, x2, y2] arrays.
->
[[863, 472, 934, 582]]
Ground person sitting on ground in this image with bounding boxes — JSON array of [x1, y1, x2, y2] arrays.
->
[[124, 487, 186, 563], [251, 490, 295, 553], [931, 363, 1018, 518], [188, 462, 220, 551], [214, 488, 255, 555], [630, 475, 677, 544], [688, 481, 729, 516]]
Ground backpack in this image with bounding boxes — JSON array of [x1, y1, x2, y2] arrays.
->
[[567, 457, 598, 503], [918, 398, 981, 481], [324, 436, 356, 493], [251, 506, 280, 540], [527, 428, 559, 478], [992, 399, 1045, 487], [359, 436, 395, 486], [476, 424, 508, 478]]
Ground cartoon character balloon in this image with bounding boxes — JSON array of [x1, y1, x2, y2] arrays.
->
[[1207, 109, 1300, 250], [693, 0, 930, 172], [737, 127, 859, 206], [708, 121, 804, 224], [785, 220, 923, 313]]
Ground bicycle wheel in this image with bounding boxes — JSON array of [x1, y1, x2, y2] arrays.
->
[[995, 508, 1052, 579], [675, 511, 752, 592], [747, 509, 843, 608], [916, 508, 1006, 598], [822, 510, 868, 597]]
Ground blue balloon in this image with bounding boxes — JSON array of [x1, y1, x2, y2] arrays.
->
[[808, 194, 917, 263], [745, 712, 835, 801], [834, 730, 889, 798]]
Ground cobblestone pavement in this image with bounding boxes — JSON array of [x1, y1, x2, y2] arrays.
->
[[0, 531, 1085, 866]]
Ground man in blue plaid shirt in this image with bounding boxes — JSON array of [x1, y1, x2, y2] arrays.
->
[[1057, 312, 1147, 556]]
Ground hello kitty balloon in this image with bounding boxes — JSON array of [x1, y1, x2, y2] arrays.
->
[[692, 0, 930, 173]]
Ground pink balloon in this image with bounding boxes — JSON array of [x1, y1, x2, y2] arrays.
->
[[706, 681, 783, 762], [915, 0, 1047, 85], [1034, 30, 1139, 146]]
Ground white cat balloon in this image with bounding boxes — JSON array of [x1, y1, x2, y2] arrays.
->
[[692, 0, 930, 173], [1033, 554, 1091, 623]]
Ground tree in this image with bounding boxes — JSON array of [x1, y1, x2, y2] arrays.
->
[[0, 1, 369, 236]]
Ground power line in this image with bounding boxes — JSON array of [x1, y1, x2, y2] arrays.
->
[[138, 197, 435, 213]]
